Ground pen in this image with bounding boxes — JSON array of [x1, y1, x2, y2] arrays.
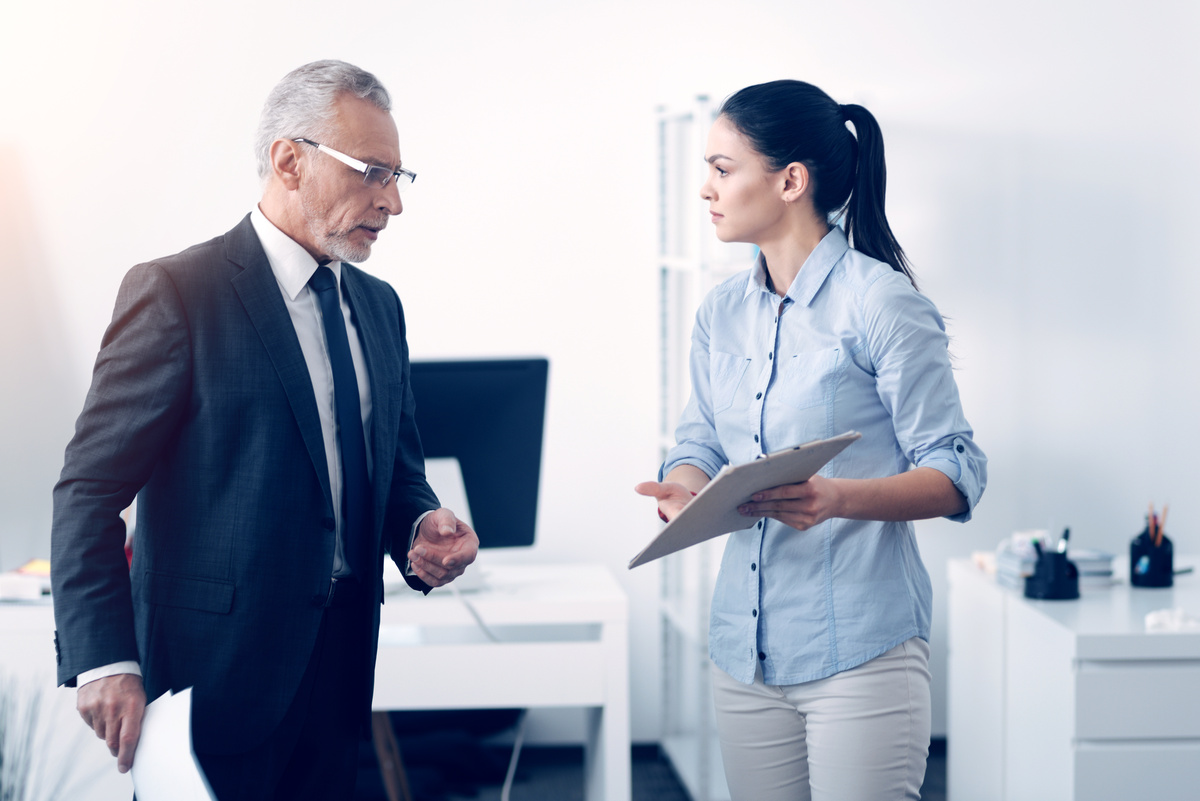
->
[[1057, 527, 1070, 554]]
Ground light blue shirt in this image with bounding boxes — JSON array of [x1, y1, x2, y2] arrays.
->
[[662, 227, 986, 686]]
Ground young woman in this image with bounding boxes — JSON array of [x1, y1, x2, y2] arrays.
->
[[636, 80, 987, 800]]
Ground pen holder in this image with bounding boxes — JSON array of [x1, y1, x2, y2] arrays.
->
[[1131, 530, 1173, 587], [1024, 551, 1079, 600]]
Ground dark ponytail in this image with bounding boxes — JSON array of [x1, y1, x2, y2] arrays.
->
[[719, 81, 916, 287]]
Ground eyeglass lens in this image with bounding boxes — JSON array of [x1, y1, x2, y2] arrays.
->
[[363, 165, 414, 191]]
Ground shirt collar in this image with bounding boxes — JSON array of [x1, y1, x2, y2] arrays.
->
[[249, 206, 342, 301], [742, 225, 850, 307]]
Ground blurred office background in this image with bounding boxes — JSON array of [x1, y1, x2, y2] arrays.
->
[[1, 0, 1197, 790]]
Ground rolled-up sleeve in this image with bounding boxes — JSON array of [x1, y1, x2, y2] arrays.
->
[[862, 273, 987, 522], [660, 297, 729, 481]]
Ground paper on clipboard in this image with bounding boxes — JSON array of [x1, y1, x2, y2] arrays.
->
[[629, 431, 861, 569]]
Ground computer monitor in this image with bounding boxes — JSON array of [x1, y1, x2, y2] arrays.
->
[[409, 358, 548, 549]]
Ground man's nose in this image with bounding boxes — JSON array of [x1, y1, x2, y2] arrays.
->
[[378, 181, 402, 216]]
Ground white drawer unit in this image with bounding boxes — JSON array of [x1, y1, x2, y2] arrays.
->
[[948, 557, 1200, 801]]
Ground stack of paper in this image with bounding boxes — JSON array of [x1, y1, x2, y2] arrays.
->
[[1069, 548, 1116, 587]]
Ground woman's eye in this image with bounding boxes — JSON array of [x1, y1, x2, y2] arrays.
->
[[715, 166, 728, 177]]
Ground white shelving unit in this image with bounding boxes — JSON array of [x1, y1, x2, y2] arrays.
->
[[655, 96, 755, 801]]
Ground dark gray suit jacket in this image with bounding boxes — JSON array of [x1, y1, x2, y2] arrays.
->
[[51, 215, 439, 754]]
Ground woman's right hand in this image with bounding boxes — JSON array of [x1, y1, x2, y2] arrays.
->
[[634, 481, 696, 522]]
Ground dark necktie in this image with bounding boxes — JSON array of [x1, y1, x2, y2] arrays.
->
[[308, 266, 371, 578]]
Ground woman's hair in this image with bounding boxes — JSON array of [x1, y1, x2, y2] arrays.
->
[[254, 60, 392, 182], [719, 80, 915, 286]]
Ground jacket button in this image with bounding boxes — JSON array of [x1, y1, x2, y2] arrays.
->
[[322, 517, 336, 531]]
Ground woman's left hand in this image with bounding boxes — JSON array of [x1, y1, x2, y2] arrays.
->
[[738, 475, 843, 531]]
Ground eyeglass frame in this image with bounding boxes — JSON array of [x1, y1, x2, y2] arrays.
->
[[292, 138, 416, 190]]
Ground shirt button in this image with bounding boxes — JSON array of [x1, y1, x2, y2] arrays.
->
[[768, 352, 773, 360], [751, 563, 757, 571], [758, 651, 767, 660], [754, 435, 759, 443], [755, 392, 762, 400], [956, 443, 965, 453], [757, 521, 762, 529], [752, 609, 758, 617]]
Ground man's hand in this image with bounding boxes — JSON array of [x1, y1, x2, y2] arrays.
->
[[409, 508, 479, 587], [76, 673, 146, 773]]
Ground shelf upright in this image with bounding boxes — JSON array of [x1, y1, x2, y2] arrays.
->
[[655, 95, 754, 801]]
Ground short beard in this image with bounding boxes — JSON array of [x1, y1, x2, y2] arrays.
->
[[316, 227, 373, 264]]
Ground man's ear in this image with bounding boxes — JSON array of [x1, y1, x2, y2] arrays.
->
[[781, 161, 810, 203], [269, 139, 304, 190]]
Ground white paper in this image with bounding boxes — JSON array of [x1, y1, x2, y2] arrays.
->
[[630, 431, 862, 568], [131, 687, 216, 801]]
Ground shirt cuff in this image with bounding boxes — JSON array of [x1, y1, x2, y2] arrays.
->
[[659, 455, 721, 483], [917, 435, 986, 523], [406, 509, 437, 576], [78, 661, 142, 687]]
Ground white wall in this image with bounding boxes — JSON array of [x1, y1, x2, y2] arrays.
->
[[2, 0, 1197, 752]]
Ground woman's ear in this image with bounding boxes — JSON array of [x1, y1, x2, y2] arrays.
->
[[781, 162, 810, 204]]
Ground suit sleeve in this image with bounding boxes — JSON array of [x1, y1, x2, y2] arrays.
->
[[51, 262, 193, 685]]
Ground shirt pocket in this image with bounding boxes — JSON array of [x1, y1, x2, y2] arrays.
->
[[709, 351, 751, 414], [772, 348, 841, 410]]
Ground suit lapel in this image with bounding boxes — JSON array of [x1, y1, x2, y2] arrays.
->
[[224, 216, 334, 511]]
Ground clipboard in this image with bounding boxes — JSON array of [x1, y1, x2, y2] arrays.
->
[[629, 431, 861, 569]]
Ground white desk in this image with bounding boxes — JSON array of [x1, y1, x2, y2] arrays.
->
[[0, 563, 630, 801], [947, 556, 1200, 801], [373, 562, 631, 801]]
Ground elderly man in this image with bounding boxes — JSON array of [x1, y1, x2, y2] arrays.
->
[[51, 60, 477, 800]]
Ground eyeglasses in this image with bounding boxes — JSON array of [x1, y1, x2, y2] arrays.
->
[[293, 138, 416, 191]]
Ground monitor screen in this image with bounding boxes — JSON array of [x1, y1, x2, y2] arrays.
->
[[409, 358, 548, 549]]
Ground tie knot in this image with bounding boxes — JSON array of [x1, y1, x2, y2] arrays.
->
[[309, 265, 338, 294]]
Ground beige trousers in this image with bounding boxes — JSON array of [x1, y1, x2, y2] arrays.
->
[[711, 637, 932, 801]]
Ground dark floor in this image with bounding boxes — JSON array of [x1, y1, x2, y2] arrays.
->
[[355, 737, 948, 800]]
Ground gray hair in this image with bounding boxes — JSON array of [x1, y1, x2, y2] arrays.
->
[[254, 60, 392, 180]]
